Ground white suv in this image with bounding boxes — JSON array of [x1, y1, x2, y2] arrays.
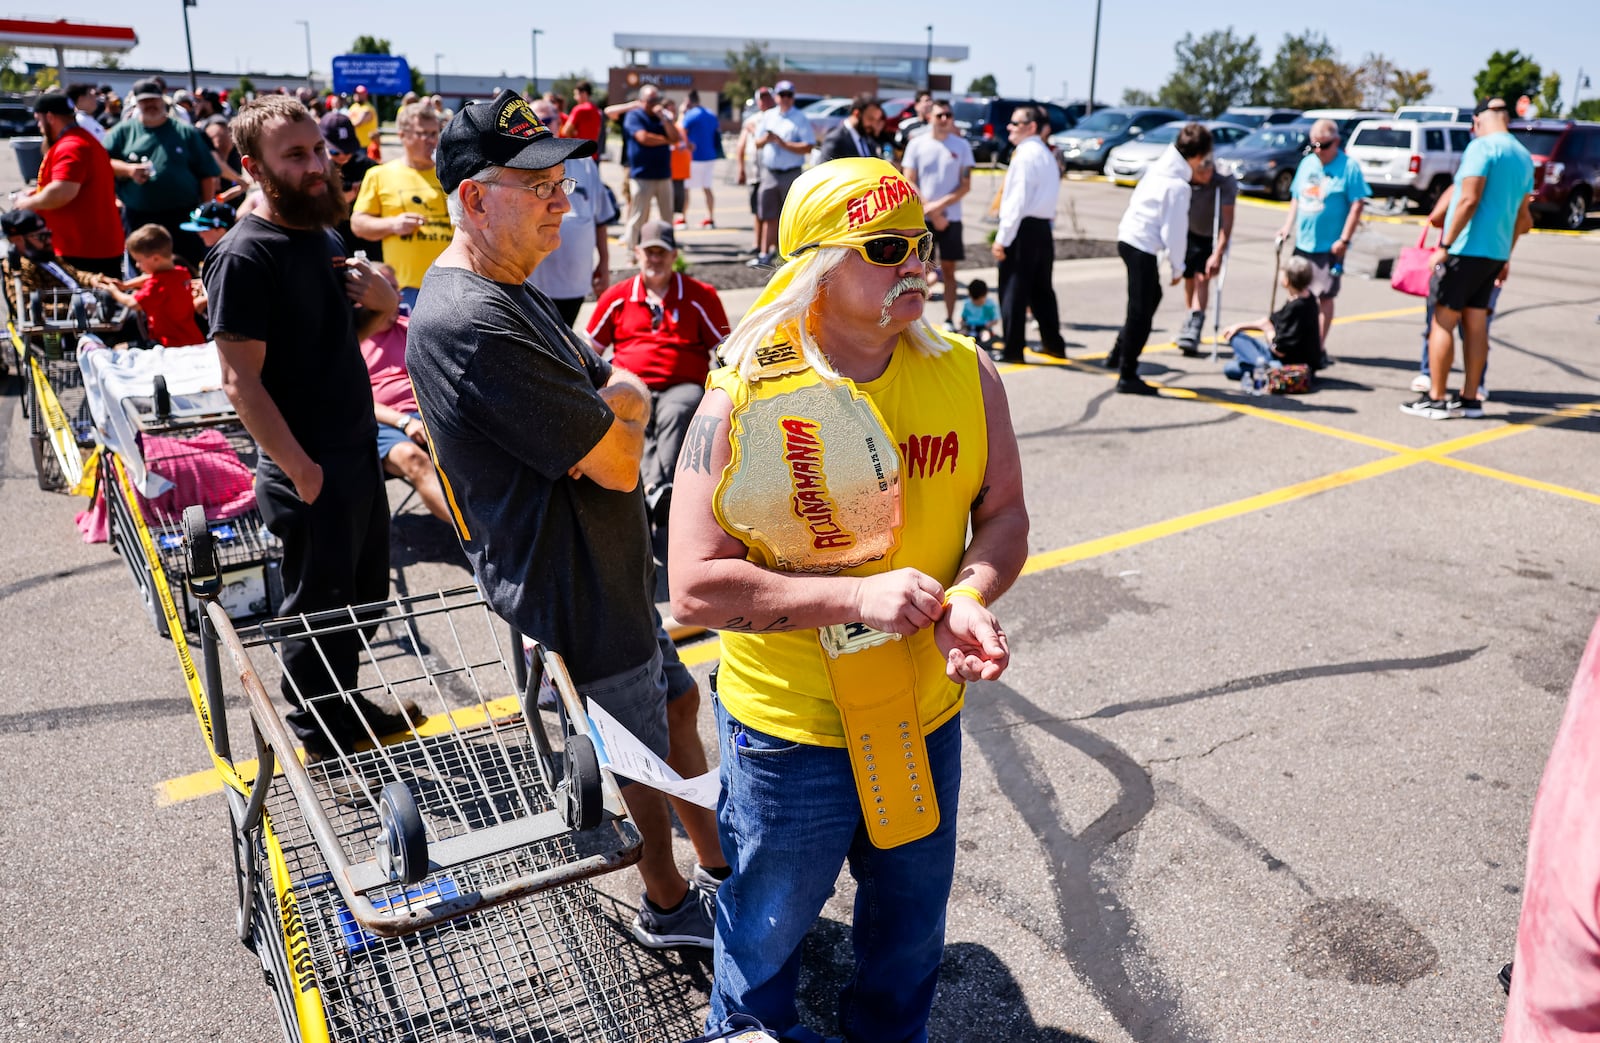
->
[[1346, 119, 1473, 210]]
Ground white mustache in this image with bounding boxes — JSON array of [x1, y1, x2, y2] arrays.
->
[[881, 276, 929, 308]]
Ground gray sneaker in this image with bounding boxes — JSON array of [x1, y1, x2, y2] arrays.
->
[[631, 883, 715, 949], [1176, 310, 1204, 354], [691, 863, 729, 895]]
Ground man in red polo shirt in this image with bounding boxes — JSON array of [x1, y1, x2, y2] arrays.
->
[[559, 81, 603, 143], [16, 93, 124, 277], [587, 219, 730, 548]]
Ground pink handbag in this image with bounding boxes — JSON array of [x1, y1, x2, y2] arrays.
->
[[1390, 225, 1439, 297]]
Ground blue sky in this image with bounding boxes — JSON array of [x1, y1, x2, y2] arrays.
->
[[45, 1, 1597, 110]]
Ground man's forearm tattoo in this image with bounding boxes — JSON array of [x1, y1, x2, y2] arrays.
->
[[679, 416, 721, 475], [721, 616, 793, 633]]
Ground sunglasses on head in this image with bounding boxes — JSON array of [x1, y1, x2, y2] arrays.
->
[[793, 232, 934, 267], [647, 302, 664, 331]]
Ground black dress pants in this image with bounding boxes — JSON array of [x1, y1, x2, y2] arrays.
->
[[999, 216, 1065, 359], [1114, 242, 1163, 383], [255, 445, 390, 753]]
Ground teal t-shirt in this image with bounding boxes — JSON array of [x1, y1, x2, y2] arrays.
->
[[961, 297, 998, 329], [1290, 152, 1370, 254], [1445, 132, 1535, 261], [102, 117, 221, 213]]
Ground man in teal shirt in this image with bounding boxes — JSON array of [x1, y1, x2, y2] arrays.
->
[[1277, 118, 1370, 362], [103, 78, 220, 265], [1403, 98, 1533, 420]]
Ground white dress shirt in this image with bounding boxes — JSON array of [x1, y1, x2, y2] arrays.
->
[[74, 110, 107, 144], [996, 136, 1060, 247]]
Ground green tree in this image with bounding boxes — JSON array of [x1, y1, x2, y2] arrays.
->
[[551, 71, 605, 108], [0, 45, 27, 93], [1535, 72, 1563, 116], [1574, 97, 1600, 121], [967, 73, 998, 96], [1357, 53, 1395, 110], [1155, 28, 1264, 117], [1265, 31, 1336, 106], [1474, 50, 1542, 105], [351, 36, 392, 55], [723, 41, 780, 113], [236, 75, 256, 100], [95, 53, 122, 69], [1389, 68, 1433, 107], [1121, 87, 1158, 106], [1290, 58, 1362, 109]]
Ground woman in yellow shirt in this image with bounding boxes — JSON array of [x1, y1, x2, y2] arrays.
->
[[669, 158, 1029, 1042]]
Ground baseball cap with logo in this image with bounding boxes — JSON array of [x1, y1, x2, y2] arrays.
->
[[320, 113, 360, 156], [181, 200, 238, 233], [774, 80, 796, 95], [637, 220, 677, 251], [0, 209, 48, 236], [436, 88, 596, 193], [131, 78, 164, 100]]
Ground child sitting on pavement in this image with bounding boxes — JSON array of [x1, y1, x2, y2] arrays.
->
[[960, 277, 999, 348], [1219, 253, 1322, 386], [106, 224, 206, 347]]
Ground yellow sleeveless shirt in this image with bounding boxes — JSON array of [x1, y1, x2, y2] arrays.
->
[[707, 331, 989, 747]]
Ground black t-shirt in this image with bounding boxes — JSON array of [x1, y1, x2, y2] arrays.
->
[[203, 215, 377, 460], [406, 266, 657, 685], [336, 154, 383, 261], [1270, 295, 1322, 368]]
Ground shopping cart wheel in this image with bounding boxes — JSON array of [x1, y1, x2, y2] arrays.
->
[[183, 505, 218, 589], [376, 782, 429, 885], [559, 734, 604, 832], [152, 374, 171, 421]]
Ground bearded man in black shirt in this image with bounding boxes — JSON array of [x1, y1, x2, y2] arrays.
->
[[204, 95, 416, 759]]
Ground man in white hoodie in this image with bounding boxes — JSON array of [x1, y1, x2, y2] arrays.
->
[[1107, 123, 1214, 394]]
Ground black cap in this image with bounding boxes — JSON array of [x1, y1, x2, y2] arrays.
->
[[320, 113, 360, 156], [1, 209, 47, 236], [130, 78, 164, 100], [33, 92, 72, 117], [436, 89, 595, 193], [181, 200, 237, 232], [1474, 98, 1508, 115]]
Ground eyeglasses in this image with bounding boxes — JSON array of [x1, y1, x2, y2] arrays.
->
[[489, 176, 576, 200], [1007, 120, 1033, 128], [850, 233, 934, 267], [1311, 139, 1337, 150], [932, 112, 952, 120]]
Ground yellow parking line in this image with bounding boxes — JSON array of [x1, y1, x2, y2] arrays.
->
[[1432, 457, 1600, 506]]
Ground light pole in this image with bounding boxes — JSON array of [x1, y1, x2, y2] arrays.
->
[[434, 53, 444, 95], [294, 19, 312, 91], [180, 0, 198, 93], [1026, 63, 1035, 100], [530, 29, 543, 97], [924, 25, 933, 93], [1087, 0, 1103, 115]]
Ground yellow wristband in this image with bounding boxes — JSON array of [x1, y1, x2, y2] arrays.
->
[[943, 584, 987, 609]]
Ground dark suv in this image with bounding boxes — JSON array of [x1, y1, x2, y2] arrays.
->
[[950, 97, 1073, 163], [1509, 120, 1600, 231]]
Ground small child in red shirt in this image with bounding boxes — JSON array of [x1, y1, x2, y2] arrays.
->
[[111, 224, 206, 347]]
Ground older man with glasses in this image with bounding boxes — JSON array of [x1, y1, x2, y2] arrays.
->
[[1277, 118, 1370, 364], [406, 90, 725, 953], [351, 100, 450, 309]]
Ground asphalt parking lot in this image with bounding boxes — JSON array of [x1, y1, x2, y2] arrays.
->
[[3, 154, 1597, 1042]]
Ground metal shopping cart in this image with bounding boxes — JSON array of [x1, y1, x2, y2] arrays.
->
[[83, 339, 284, 637], [7, 281, 131, 490], [169, 505, 661, 1042]]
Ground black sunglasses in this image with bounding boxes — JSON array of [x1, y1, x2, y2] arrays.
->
[[647, 302, 664, 331], [1311, 139, 1337, 150], [792, 233, 934, 267]]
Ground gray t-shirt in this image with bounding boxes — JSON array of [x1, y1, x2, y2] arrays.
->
[[1188, 172, 1239, 236], [902, 133, 976, 223], [406, 267, 656, 684], [527, 157, 618, 302]]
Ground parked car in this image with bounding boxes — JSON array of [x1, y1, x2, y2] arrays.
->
[[1217, 107, 1301, 128], [1214, 123, 1312, 200], [950, 97, 1073, 163], [1105, 119, 1251, 185], [0, 102, 34, 137], [881, 97, 916, 136], [802, 97, 854, 139], [1296, 109, 1393, 140], [1346, 119, 1472, 209], [1051, 106, 1186, 173], [1509, 119, 1600, 230], [1395, 105, 1474, 123]]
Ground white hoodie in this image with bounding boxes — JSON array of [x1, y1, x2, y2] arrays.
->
[[1116, 146, 1193, 262]]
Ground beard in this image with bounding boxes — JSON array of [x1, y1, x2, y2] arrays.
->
[[254, 155, 349, 229]]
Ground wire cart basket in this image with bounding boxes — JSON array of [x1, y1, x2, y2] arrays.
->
[[171, 505, 661, 1042]]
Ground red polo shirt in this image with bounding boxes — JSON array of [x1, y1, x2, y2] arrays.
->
[[588, 273, 730, 390], [39, 126, 123, 262]]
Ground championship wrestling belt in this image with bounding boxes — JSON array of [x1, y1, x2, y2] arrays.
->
[[714, 340, 939, 848]]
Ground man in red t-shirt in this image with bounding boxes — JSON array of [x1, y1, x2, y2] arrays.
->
[[586, 219, 730, 533], [559, 81, 603, 143], [16, 93, 124, 277]]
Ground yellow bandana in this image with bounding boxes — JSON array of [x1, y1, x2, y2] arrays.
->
[[747, 157, 926, 316]]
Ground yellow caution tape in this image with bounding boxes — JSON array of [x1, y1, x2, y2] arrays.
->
[[264, 817, 332, 1043], [28, 353, 84, 488]]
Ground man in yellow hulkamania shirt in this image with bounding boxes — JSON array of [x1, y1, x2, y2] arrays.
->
[[668, 158, 1030, 1043], [351, 100, 449, 308], [346, 85, 378, 152]]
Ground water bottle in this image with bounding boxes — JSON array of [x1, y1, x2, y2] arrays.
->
[[1329, 260, 1344, 278], [1253, 366, 1267, 396], [1239, 370, 1254, 395]]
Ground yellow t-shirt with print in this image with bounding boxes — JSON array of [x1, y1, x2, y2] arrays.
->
[[352, 160, 451, 290], [708, 331, 989, 747], [346, 101, 377, 147]]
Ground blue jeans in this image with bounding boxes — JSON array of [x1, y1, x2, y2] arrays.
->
[[1222, 333, 1282, 380], [709, 697, 963, 1043], [1420, 285, 1498, 388]]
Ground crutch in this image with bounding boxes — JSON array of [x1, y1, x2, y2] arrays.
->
[[1207, 184, 1232, 363]]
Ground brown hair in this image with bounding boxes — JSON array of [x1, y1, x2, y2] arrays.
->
[[231, 94, 312, 160], [125, 223, 172, 257], [397, 101, 438, 134], [1175, 122, 1214, 160]]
